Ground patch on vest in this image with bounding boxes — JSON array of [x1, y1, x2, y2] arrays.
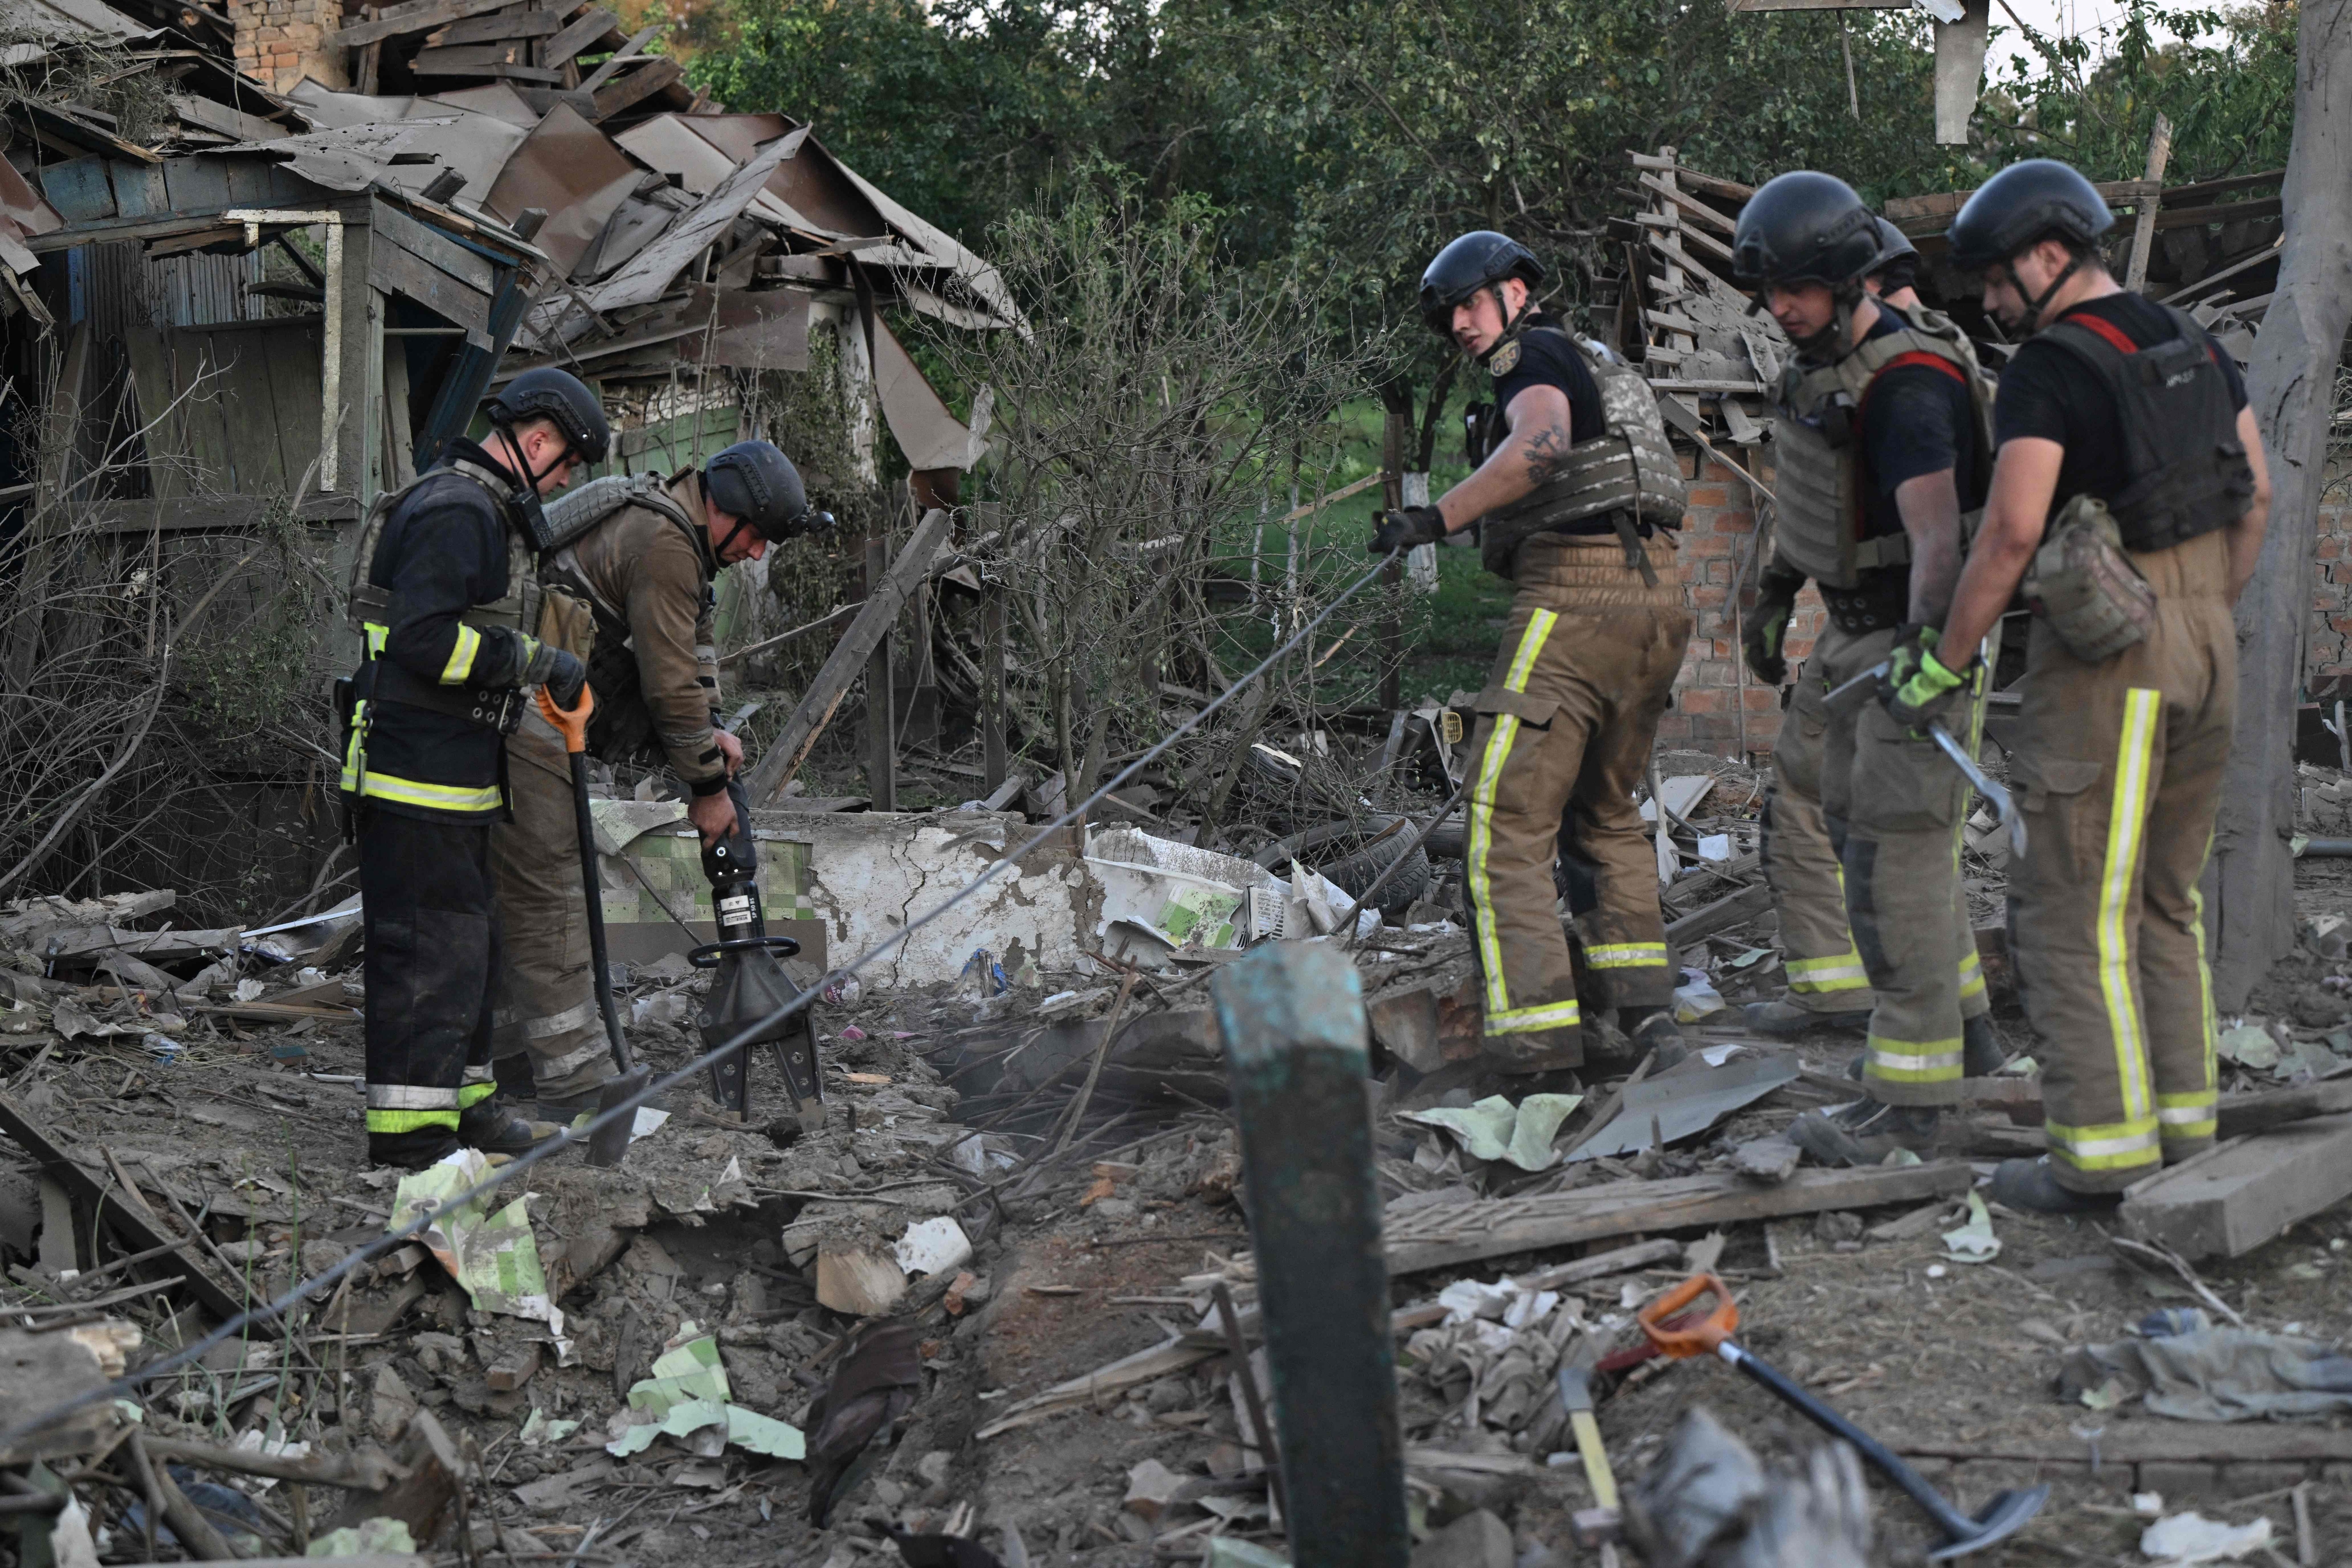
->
[[1486, 339, 1521, 377]]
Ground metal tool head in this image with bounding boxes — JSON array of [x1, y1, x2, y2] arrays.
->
[[1823, 660, 1892, 717], [1555, 1361, 1596, 1414], [1925, 721, 2028, 860], [585, 1065, 650, 1167], [1925, 1484, 2049, 1560]]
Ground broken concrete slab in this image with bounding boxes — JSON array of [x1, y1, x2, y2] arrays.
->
[[2120, 1114, 2352, 1260], [1409, 1509, 1514, 1568], [1730, 1136, 1802, 1185]]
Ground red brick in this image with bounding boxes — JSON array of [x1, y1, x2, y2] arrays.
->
[[1678, 688, 1725, 714], [1691, 586, 1728, 609], [1684, 485, 1731, 509], [1742, 685, 1780, 712], [1682, 533, 1733, 559]]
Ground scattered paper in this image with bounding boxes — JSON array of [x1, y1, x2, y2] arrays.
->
[[2139, 1512, 2271, 1562], [389, 1151, 570, 1361], [519, 1408, 580, 1447], [1697, 834, 1732, 861], [230, 1427, 310, 1489], [1403, 1093, 1582, 1171], [606, 1321, 804, 1460], [1942, 1191, 2002, 1263], [895, 1216, 974, 1279], [307, 1519, 417, 1559], [626, 1325, 730, 1415], [2216, 1024, 2281, 1071]]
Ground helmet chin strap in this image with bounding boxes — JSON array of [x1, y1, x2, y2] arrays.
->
[[1475, 282, 1536, 365], [713, 515, 758, 559], [496, 424, 569, 495], [2003, 250, 2085, 333]]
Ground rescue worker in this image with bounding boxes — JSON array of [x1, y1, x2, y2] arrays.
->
[[1739, 208, 1942, 1040], [1726, 172, 2006, 1162], [1898, 160, 2270, 1209], [1372, 232, 1691, 1069], [492, 440, 826, 1122], [340, 367, 607, 1171]]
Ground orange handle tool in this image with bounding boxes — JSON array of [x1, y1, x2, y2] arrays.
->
[[536, 682, 595, 756], [1636, 1272, 1739, 1359]]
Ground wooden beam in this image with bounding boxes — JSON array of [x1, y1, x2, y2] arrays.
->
[[1635, 171, 1739, 234], [2124, 115, 2173, 292], [2153, 195, 2283, 232], [2120, 1114, 2352, 1260], [742, 507, 954, 804], [426, 8, 562, 44], [540, 5, 620, 66], [587, 55, 681, 121], [1381, 1162, 1974, 1275], [329, 0, 515, 49], [576, 22, 660, 90]]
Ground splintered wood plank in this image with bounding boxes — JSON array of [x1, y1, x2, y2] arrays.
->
[[1381, 1162, 1973, 1275], [2120, 1113, 2352, 1260], [541, 5, 620, 65]]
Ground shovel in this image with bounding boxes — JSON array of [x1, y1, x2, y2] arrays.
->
[[1824, 658, 2026, 860], [1638, 1273, 2046, 1559], [537, 684, 649, 1168]]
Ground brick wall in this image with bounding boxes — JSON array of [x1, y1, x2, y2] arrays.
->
[[230, 0, 346, 93], [1655, 454, 1826, 760]]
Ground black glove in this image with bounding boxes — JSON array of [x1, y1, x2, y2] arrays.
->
[[1742, 561, 1806, 685], [1369, 505, 1447, 556], [522, 640, 588, 708]]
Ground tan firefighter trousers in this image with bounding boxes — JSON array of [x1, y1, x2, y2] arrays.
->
[[2009, 530, 2231, 1193], [487, 708, 614, 1102], [1812, 622, 1992, 1106], [1763, 660, 1877, 1017], [1464, 533, 1691, 1064]]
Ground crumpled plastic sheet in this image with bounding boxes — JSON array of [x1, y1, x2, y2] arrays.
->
[[2062, 1326, 2352, 1422], [1402, 1092, 1582, 1171]]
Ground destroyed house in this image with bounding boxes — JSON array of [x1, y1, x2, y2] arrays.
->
[[0, 2, 1014, 911]]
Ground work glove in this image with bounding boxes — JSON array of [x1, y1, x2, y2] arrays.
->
[[1369, 505, 1447, 556], [1742, 561, 1806, 685], [1880, 624, 1968, 734], [521, 639, 588, 710]]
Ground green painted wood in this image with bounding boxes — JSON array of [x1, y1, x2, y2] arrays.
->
[[1211, 943, 1408, 1568]]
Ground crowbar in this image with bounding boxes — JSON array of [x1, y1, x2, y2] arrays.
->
[[1823, 660, 2025, 860]]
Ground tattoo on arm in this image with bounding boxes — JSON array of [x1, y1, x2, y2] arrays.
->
[[1521, 423, 1575, 488]]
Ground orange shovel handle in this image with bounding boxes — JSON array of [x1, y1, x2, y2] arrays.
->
[[535, 682, 594, 754], [1638, 1272, 1739, 1359]]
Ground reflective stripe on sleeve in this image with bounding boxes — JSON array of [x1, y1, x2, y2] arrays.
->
[[440, 623, 483, 685]]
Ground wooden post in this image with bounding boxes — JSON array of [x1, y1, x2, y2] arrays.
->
[[981, 590, 1007, 792], [2124, 115, 2174, 294], [863, 536, 896, 811], [1211, 944, 1408, 1568], [356, 5, 382, 94]]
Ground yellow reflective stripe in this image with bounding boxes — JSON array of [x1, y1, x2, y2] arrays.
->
[[1468, 713, 1524, 1018], [355, 771, 503, 814], [2096, 690, 2161, 1122], [1586, 943, 1666, 968], [368, 1083, 459, 1109], [1788, 951, 1869, 992], [2044, 1116, 2161, 1172], [2188, 845, 2219, 1102], [1469, 610, 1565, 1025], [1486, 999, 1583, 1034], [339, 713, 366, 794], [2157, 1091, 2216, 1137], [440, 623, 483, 684], [457, 1081, 497, 1108], [1864, 1035, 1964, 1083], [1505, 610, 1558, 693], [367, 1109, 460, 1134], [364, 620, 389, 656]]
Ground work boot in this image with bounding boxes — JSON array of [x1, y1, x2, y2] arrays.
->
[[1622, 1008, 1689, 1071], [1987, 1156, 2119, 1215], [457, 1099, 570, 1160], [367, 1129, 460, 1172], [1962, 1014, 2006, 1078], [1788, 1099, 1945, 1166], [530, 1082, 670, 1128], [1743, 998, 1872, 1038], [1849, 1014, 2010, 1082]]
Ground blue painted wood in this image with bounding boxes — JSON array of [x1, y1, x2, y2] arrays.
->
[[108, 160, 169, 219], [163, 157, 233, 216], [1212, 942, 1407, 1568], [38, 158, 115, 223]]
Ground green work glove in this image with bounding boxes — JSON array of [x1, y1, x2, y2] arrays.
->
[[1881, 624, 1968, 733], [1742, 561, 1805, 685]]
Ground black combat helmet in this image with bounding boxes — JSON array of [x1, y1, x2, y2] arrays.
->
[[1732, 171, 1882, 292], [1870, 217, 1920, 291], [1418, 231, 1544, 332], [486, 367, 611, 466], [705, 440, 830, 540], [1946, 158, 2114, 270]]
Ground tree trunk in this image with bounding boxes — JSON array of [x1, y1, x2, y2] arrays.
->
[[2209, 0, 2352, 1008]]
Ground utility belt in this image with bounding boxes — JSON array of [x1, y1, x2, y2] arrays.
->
[[359, 656, 530, 733], [1483, 505, 1676, 585]]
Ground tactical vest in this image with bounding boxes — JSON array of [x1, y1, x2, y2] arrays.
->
[[1468, 328, 1688, 582], [345, 459, 541, 730], [1771, 309, 1994, 590], [2037, 303, 2255, 552], [537, 472, 711, 765]]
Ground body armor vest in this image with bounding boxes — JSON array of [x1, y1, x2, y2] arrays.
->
[[537, 473, 708, 765], [345, 459, 540, 730], [2037, 303, 2254, 551], [1771, 309, 1994, 590], [1466, 328, 1689, 582]]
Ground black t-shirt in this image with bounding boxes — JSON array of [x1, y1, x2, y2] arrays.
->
[[1855, 303, 1986, 544], [1993, 292, 2248, 511], [1491, 318, 1608, 444]]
